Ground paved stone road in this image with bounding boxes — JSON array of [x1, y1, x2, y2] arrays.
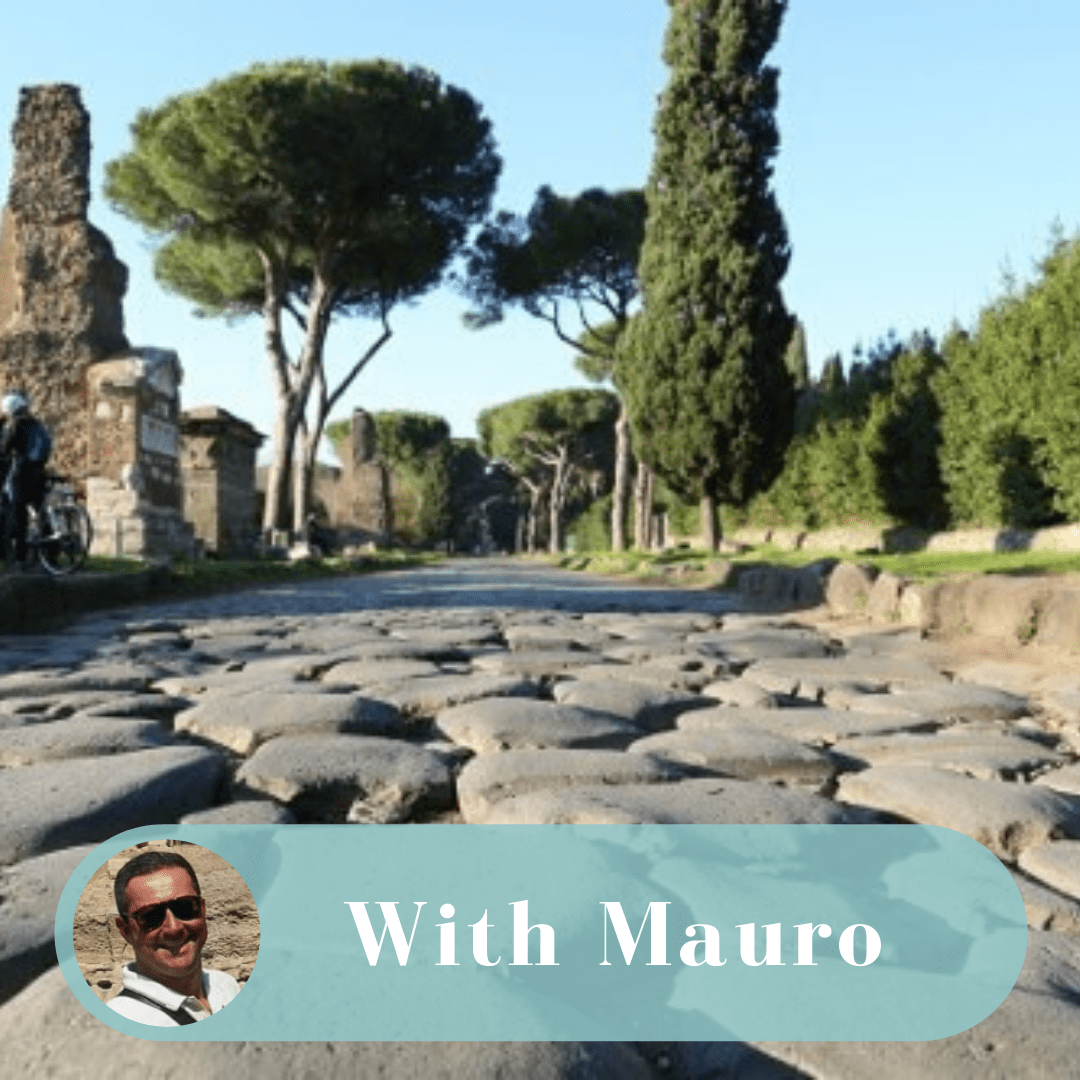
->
[[1, 557, 1079, 1078]]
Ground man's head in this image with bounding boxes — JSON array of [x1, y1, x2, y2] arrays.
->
[[113, 851, 208, 990]]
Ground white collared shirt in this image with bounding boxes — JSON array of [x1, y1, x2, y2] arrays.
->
[[107, 963, 240, 1026]]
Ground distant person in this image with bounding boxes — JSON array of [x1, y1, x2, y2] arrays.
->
[[0, 390, 52, 566], [108, 851, 241, 1026]]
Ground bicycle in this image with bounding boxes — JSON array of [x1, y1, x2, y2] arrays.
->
[[0, 472, 93, 576]]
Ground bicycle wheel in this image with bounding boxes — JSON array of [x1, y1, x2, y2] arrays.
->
[[38, 500, 92, 575]]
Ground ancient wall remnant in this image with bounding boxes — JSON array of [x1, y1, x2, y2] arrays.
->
[[0, 84, 129, 479], [85, 348, 195, 558], [313, 408, 392, 543], [180, 406, 265, 557]]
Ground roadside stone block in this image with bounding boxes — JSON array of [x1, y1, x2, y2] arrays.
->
[[866, 571, 906, 623], [825, 562, 878, 617]]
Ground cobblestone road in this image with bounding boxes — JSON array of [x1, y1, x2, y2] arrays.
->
[[1, 557, 1078, 1078]]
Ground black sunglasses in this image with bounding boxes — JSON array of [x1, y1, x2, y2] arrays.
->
[[124, 895, 203, 931]]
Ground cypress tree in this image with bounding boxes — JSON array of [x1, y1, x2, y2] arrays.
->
[[619, 0, 795, 549]]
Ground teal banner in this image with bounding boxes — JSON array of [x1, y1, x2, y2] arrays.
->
[[56, 824, 1026, 1041]]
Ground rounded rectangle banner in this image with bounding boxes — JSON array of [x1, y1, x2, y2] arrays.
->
[[57, 823, 1026, 1041]]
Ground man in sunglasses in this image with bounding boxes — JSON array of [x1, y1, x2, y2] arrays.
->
[[107, 850, 241, 1026]]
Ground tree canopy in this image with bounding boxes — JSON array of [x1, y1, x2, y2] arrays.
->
[[477, 388, 618, 552], [618, 0, 795, 548], [462, 185, 646, 550], [106, 58, 500, 532], [462, 185, 645, 348]]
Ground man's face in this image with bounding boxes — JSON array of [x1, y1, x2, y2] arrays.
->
[[116, 867, 207, 987]]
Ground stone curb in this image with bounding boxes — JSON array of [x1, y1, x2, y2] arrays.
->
[[0, 567, 174, 633]]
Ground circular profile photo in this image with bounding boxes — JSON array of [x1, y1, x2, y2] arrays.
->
[[72, 839, 259, 1027]]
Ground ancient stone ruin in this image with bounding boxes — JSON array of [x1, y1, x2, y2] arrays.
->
[[0, 84, 262, 559], [315, 408, 392, 545], [85, 348, 195, 558], [180, 406, 265, 557], [0, 84, 128, 480]]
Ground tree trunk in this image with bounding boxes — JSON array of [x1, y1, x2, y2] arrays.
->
[[548, 447, 571, 554], [292, 421, 315, 537], [701, 493, 720, 551], [263, 400, 296, 534], [634, 463, 655, 549], [611, 401, 631, 551]]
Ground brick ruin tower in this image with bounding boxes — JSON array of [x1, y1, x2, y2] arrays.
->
[[0, 84, 129, 479]]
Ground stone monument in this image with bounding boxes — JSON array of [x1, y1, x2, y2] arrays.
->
[[180, 406, 265, 556], [85, 348, 195, 557]]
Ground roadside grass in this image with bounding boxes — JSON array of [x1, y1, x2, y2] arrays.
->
[[545, 545, 1080, 586], [83, 550, 443, 594]]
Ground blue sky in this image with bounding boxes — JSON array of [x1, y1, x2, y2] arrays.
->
[[1, 1, 1078, 455]]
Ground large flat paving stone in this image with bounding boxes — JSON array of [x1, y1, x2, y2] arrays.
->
[[180, 800, 297, 825], [75, 693, 192, 721], [456, 749, 689, 823], [1035, 760, 1080, 796], [471, 650, 616, 678], [435, 698, 641, 753], [677, 704, 938, 744], [551, 679, 712, 732], [0, 966, 654, 1080], [0, 844, 97, 1005], [0, 717, 174, 766], [840, 684, 1030, 723], [364, 673, 540, 717], [503, 622, 613, 652], [557, 658, 729, 692], [835, 765, 1080, 860], [480, 777, 877, 825], [0, 662, 163, 700], [754, 930, 1080, 1080], [1014, 869, 1080, 935], [686, 627, 837, 662], [627, 727, 835, 786], [700, 677, 779, 708], [174, 690, 403, 755], [320, 658, 442, 685], [236, 735, 455, 823], [829, 728, 1067, 780], [0, 746, 226, 865], [740, 655, 949, 698], [1018, 841, 1080, 902]]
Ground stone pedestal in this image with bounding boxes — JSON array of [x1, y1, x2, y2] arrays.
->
[[180, 406, 265, 557], [86, 349, 194, 558]]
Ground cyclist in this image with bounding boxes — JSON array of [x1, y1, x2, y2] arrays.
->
[[0, 390, 52, 567]]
